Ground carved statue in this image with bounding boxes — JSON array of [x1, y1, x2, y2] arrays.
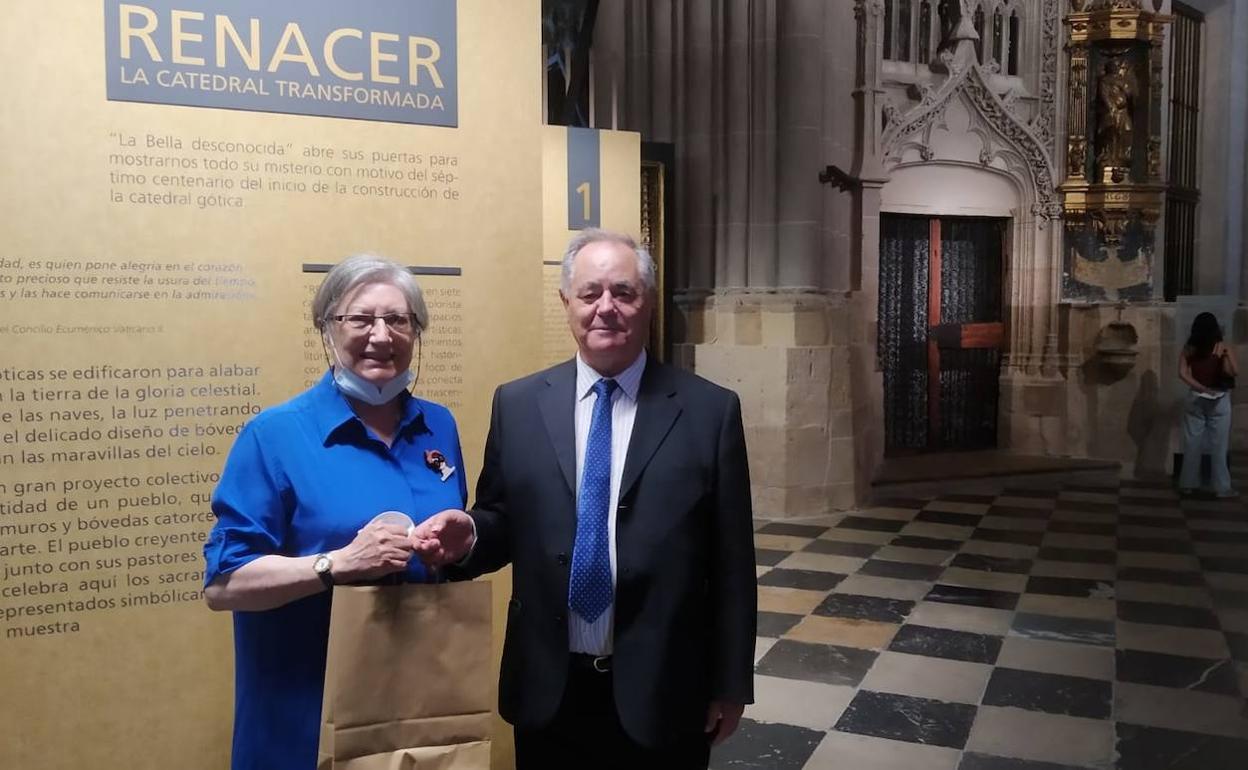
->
[[1095, 57, 1136, 175]]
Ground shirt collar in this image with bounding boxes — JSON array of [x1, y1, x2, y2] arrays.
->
[[310, 369, 428, 445], [575, 349, 646, 403]]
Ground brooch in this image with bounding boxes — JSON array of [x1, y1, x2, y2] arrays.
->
[[424, 449, 456, 482]]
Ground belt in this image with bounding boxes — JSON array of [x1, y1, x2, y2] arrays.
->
[[570, 653, 613, 673]]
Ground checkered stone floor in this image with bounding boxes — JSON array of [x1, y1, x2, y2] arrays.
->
[[710, 476, 1248, 770]]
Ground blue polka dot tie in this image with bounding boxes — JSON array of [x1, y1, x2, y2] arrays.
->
[[569, 378, 618, 623]]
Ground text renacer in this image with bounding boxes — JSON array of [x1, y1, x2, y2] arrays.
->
[[117, 4, 446, 89]]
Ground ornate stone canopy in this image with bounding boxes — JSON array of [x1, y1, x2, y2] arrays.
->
[[879, 35, 1061, 220]]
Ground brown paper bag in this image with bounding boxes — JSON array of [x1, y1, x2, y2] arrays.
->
[[318, 581, 493, 770]]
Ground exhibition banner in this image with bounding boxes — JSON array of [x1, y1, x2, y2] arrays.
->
[[541, 126, 641, 366], [565, 127, 600, 229], [1, 1, 537, 768], [104, 0, 459, 125]]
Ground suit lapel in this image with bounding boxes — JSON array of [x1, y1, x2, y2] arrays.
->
[[620, 361, 682, 501], [538, 361, 578, 495]]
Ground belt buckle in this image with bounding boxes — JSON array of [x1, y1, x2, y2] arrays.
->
[[592, 655, 611, 673]]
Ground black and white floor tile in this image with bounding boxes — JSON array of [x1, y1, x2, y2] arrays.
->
[[711, 470, 1248, 770]]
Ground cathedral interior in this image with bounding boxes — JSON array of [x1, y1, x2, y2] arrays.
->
[[551, 0, 1248, 766]]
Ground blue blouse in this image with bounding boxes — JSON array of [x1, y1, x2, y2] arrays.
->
[[203, 371, 468, 770]]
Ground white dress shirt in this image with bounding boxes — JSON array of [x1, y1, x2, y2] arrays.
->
[[568, 350, 646, 655]]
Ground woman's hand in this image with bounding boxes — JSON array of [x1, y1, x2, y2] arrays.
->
[[1219, 342, 1239, 375], [330, 521, 415, 582], [204, 521, 415, 611]]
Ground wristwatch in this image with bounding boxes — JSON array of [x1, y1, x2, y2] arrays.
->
[[313, 553, 335, 590]]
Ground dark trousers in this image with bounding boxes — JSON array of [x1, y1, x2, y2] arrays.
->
[[514, 655, 712, 770]]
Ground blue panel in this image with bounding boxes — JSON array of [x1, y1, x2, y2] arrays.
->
[[104, 0, 458, 126], [566, 127, 600, 229]]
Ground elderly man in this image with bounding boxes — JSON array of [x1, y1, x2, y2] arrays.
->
[[414, 228, 756, 769]]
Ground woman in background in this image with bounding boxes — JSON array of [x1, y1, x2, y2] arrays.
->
[[202, 255, 468, 770], [1178, 311, 1238, 497]]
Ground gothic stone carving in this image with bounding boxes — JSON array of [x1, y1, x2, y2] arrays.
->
[[882, 60, 1060, 219], [1031, 0, 1062, 158]]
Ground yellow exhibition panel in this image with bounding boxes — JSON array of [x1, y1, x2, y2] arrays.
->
[[0, 1, 639, 768]]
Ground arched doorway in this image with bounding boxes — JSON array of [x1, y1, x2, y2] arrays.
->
[[880, 161, 1020, 454]]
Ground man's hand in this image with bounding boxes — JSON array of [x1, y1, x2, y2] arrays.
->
[[704, 700, 745, 746], [411, 509, 476, 568]]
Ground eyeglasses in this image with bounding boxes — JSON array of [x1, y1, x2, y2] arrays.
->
[[331, 313, 418, 334]]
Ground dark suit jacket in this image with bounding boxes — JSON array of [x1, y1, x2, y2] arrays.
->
[[453, 357, 757, 747]]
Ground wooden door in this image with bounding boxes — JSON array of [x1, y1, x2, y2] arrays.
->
[[880, 215, 1006, 454]]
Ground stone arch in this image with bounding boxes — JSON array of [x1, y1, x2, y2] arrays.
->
[[881, 63, 1058, 219], [882, 159, 1025, 217]]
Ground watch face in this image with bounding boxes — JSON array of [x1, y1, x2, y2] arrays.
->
[[314, 555, 331, 574]]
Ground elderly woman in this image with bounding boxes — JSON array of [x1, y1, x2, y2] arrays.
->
[[203, 255, 467, 770]]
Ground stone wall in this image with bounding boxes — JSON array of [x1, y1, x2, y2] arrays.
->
[[585, 0, 1248, 512], [1002, 301, 1248, 477], [674, 290, 865, 517]]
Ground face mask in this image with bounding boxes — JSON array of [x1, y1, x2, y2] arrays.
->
[[324, 334, 414, 406], [333, 365, 414, 406]]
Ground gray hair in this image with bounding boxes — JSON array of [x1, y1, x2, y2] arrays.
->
[[560, 228, 657, 294], [311, 254, 429, 333]]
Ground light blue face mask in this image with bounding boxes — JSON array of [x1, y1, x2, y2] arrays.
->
[[332, 364, 414, 406], [324, 335, 414, 406]]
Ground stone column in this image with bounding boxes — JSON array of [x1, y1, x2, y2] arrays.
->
[[597, 0, 865, 515], [1229, 0, 1248, 298]]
